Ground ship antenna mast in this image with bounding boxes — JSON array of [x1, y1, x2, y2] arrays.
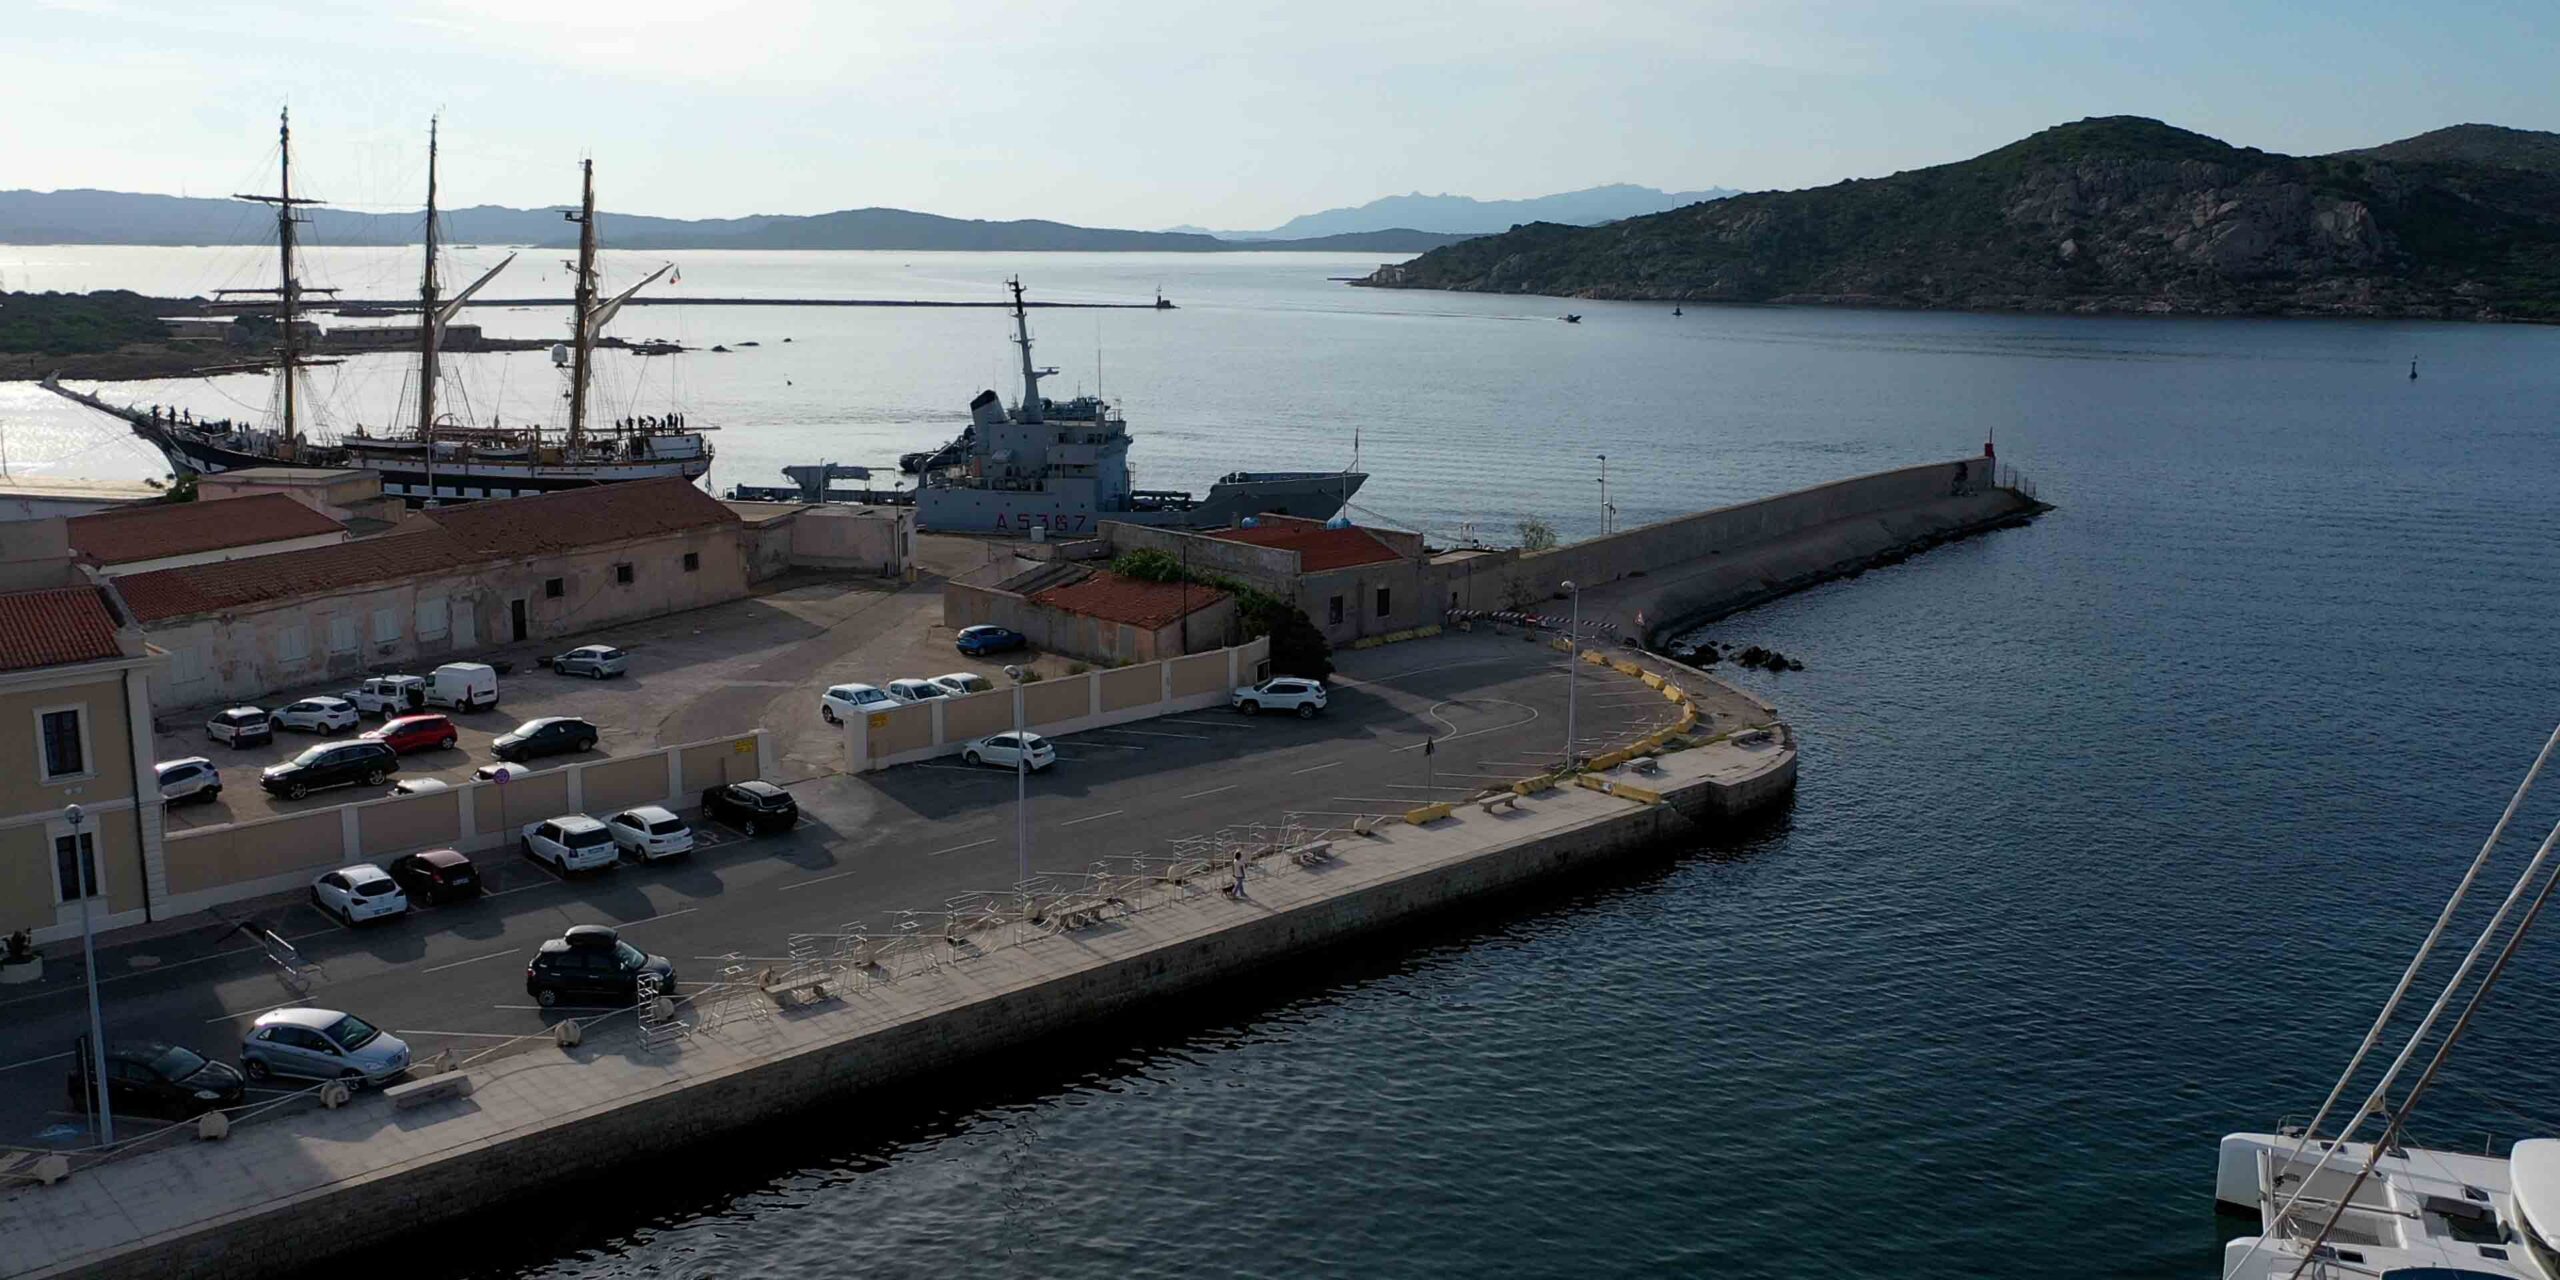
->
[[1008, 276, 1054, 424], [565, 158, 598, 455]]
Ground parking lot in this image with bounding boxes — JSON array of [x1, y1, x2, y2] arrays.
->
[[155, 570, 1090, 828], [0, 630, 1743, 1142]]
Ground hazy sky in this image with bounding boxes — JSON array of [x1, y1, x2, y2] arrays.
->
[[9, 0, 2553, 229]]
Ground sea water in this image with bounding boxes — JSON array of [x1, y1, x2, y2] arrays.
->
[[7, 245, 2559, 1278]]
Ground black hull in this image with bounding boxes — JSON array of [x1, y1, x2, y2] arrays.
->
[[144, 428, 705, 506]]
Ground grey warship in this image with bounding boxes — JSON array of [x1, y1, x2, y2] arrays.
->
[[907, 279, 1365, 534]]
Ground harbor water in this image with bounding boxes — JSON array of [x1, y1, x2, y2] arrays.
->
[[6, 248, 2560, 1277]]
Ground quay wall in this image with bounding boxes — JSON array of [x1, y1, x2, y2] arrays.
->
[[34, 751, 1783, 1280]]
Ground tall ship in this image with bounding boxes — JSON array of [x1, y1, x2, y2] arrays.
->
[[896, 278, 1364, 533], [50, 111, 710, 505], [2214, 724, 2560, 1279]]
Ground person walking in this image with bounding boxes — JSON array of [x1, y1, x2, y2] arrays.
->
[[1228, 850, 1248, 900]]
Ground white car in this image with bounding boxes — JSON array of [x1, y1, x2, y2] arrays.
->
[[929, 671, 995, 696], [205, 705, 273, 747], [962, 732, 1056, 771], [155, 757, 222, 805], [1233, 677, 1328, 718], [521, 815, 620, 872], [348, 675, 428, 718], [389, 778, 452, 797], [274, 695, 361, 734], [820, 683, 896, 725], [310, 863, 409, 924], [472, 762, 531, 783], [606, 805, 695, 861], [884, 678, 951, 705]]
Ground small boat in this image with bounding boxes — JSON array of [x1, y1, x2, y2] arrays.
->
[[1562, 314, 1582, 324], [1155, 288, 1176, 310], [1673, 305, 1684, 316]]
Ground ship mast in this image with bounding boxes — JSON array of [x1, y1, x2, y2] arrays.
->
[[418, 117, 442, 497], [565, 159, 598, 455], [224, 108, 337, 455], [1008, 277, 1055, 424]]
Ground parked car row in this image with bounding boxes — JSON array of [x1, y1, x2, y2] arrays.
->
[[165, 712, 604, 806], [818, 671, 1010, 726]]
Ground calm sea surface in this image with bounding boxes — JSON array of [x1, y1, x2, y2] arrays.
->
[[8, 247, 2560, 1278]]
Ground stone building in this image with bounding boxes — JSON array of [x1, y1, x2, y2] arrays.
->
[[120, 478, 750, 710], [942, 563, 1235, 665], [1101, 515, 1439, 647], [0, 580, 163, 944]]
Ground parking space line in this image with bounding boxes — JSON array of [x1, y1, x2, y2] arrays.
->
[[928, 837, 998, 858], [913, 763, 984, 773], [1058, 809, 1124, 827], [1287, 809, 1407, 818], [393, 1029, 521, 1040], [1334, 796, 1429, 805], [1054, 742, 1145, 752], [1089, 728, 1208, 740], [621, 907, 700, 928], [1181, 785, 1237, 799], [0, 1050, 72, 1073], [492, 1003, 622, 1012], [1288, 760, 1341, 775], [421, 948, 521, 974], [1163, 718, 1251, 729], [780, 868, 860, 891]]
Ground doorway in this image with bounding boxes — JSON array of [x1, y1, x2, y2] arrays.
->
[[508, 598, 528, 642]]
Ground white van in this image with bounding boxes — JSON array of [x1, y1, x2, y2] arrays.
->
[[426, 663, 499, 712]]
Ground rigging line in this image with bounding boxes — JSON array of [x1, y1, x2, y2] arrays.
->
[[2260, 800, 2560, 1253], [2281, 833, 2560, 1280], [2257, 724, 2560, 1237]]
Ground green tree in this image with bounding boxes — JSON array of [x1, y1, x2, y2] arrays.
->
[[1516, 518, 1559, 552]]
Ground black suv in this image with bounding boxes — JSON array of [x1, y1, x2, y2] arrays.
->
[[260, 740, 398, 799], [492, 716, 598, 763], [524, 925, 676, 1009], [702, 780, 798, 835]]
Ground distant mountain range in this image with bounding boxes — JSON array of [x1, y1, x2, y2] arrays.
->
[[1172, 184, 1736, 240], [1361, 118, 2560, 321], [0, 189, 1475, 254]]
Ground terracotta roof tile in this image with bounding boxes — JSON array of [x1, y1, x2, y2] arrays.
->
[[1030, 570, 1228, 630], [68, 493, 344, 566], [1207, 523, 1403, 572], [116, 478, 740, 624], [0, 586, 127, 672]]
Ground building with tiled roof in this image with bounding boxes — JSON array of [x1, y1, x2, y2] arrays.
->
[[0, 578, 164, 945], [946, 564, 1235, 665], [68, 493, 347, 575], [1205, 521, 1404, 572], [1101, 514, 1438, 648], [127, 478, 751, 710]]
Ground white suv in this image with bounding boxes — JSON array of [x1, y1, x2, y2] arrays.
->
[[820, 683, 895, 725], [1232, 677, 1328, 718], [606, 806, 695, 861], [520, 815, 620, 873]]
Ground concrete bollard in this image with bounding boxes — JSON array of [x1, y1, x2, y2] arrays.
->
[[196, 1110, 230, 1141], [555, 1020, 583, 1049], [29, 1153, 69, 1186], [319, 1081, 353, 1110]]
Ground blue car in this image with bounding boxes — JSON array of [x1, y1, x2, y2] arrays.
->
[[956, 625, 1027, 656]]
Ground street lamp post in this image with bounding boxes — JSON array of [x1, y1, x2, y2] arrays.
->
[[65, 804, 111, 1143], [1560, 581, 1580, 771], [1004, 665, 1030, 894], [1597, 454, 1610, 536]]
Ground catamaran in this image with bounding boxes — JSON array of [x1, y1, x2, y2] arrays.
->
[[2215, 725, 2560, 1279], [51, 110, 710, 504]]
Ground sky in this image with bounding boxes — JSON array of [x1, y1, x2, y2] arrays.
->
[[7, 0, 2555, 230]]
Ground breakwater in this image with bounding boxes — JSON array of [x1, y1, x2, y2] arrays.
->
[[1, 668, 1791, 1280], [1446, 457, 2045, 646]]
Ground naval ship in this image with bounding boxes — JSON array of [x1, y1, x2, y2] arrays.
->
[[50, 111, 710, 505], [737, 279, 1364, 533]]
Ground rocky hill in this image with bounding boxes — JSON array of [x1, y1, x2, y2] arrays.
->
[[1358, 117, 2560, 320]]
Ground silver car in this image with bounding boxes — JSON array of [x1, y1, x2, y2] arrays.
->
[[240, 1007, 410, 1085], [155, 757, 222, 805], [551, 644, 629, 679]]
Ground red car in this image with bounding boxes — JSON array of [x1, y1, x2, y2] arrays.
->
[[363, 713, 458, 756]]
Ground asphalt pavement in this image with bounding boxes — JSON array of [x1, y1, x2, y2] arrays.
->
[[1, 632, 1698, 1143]]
